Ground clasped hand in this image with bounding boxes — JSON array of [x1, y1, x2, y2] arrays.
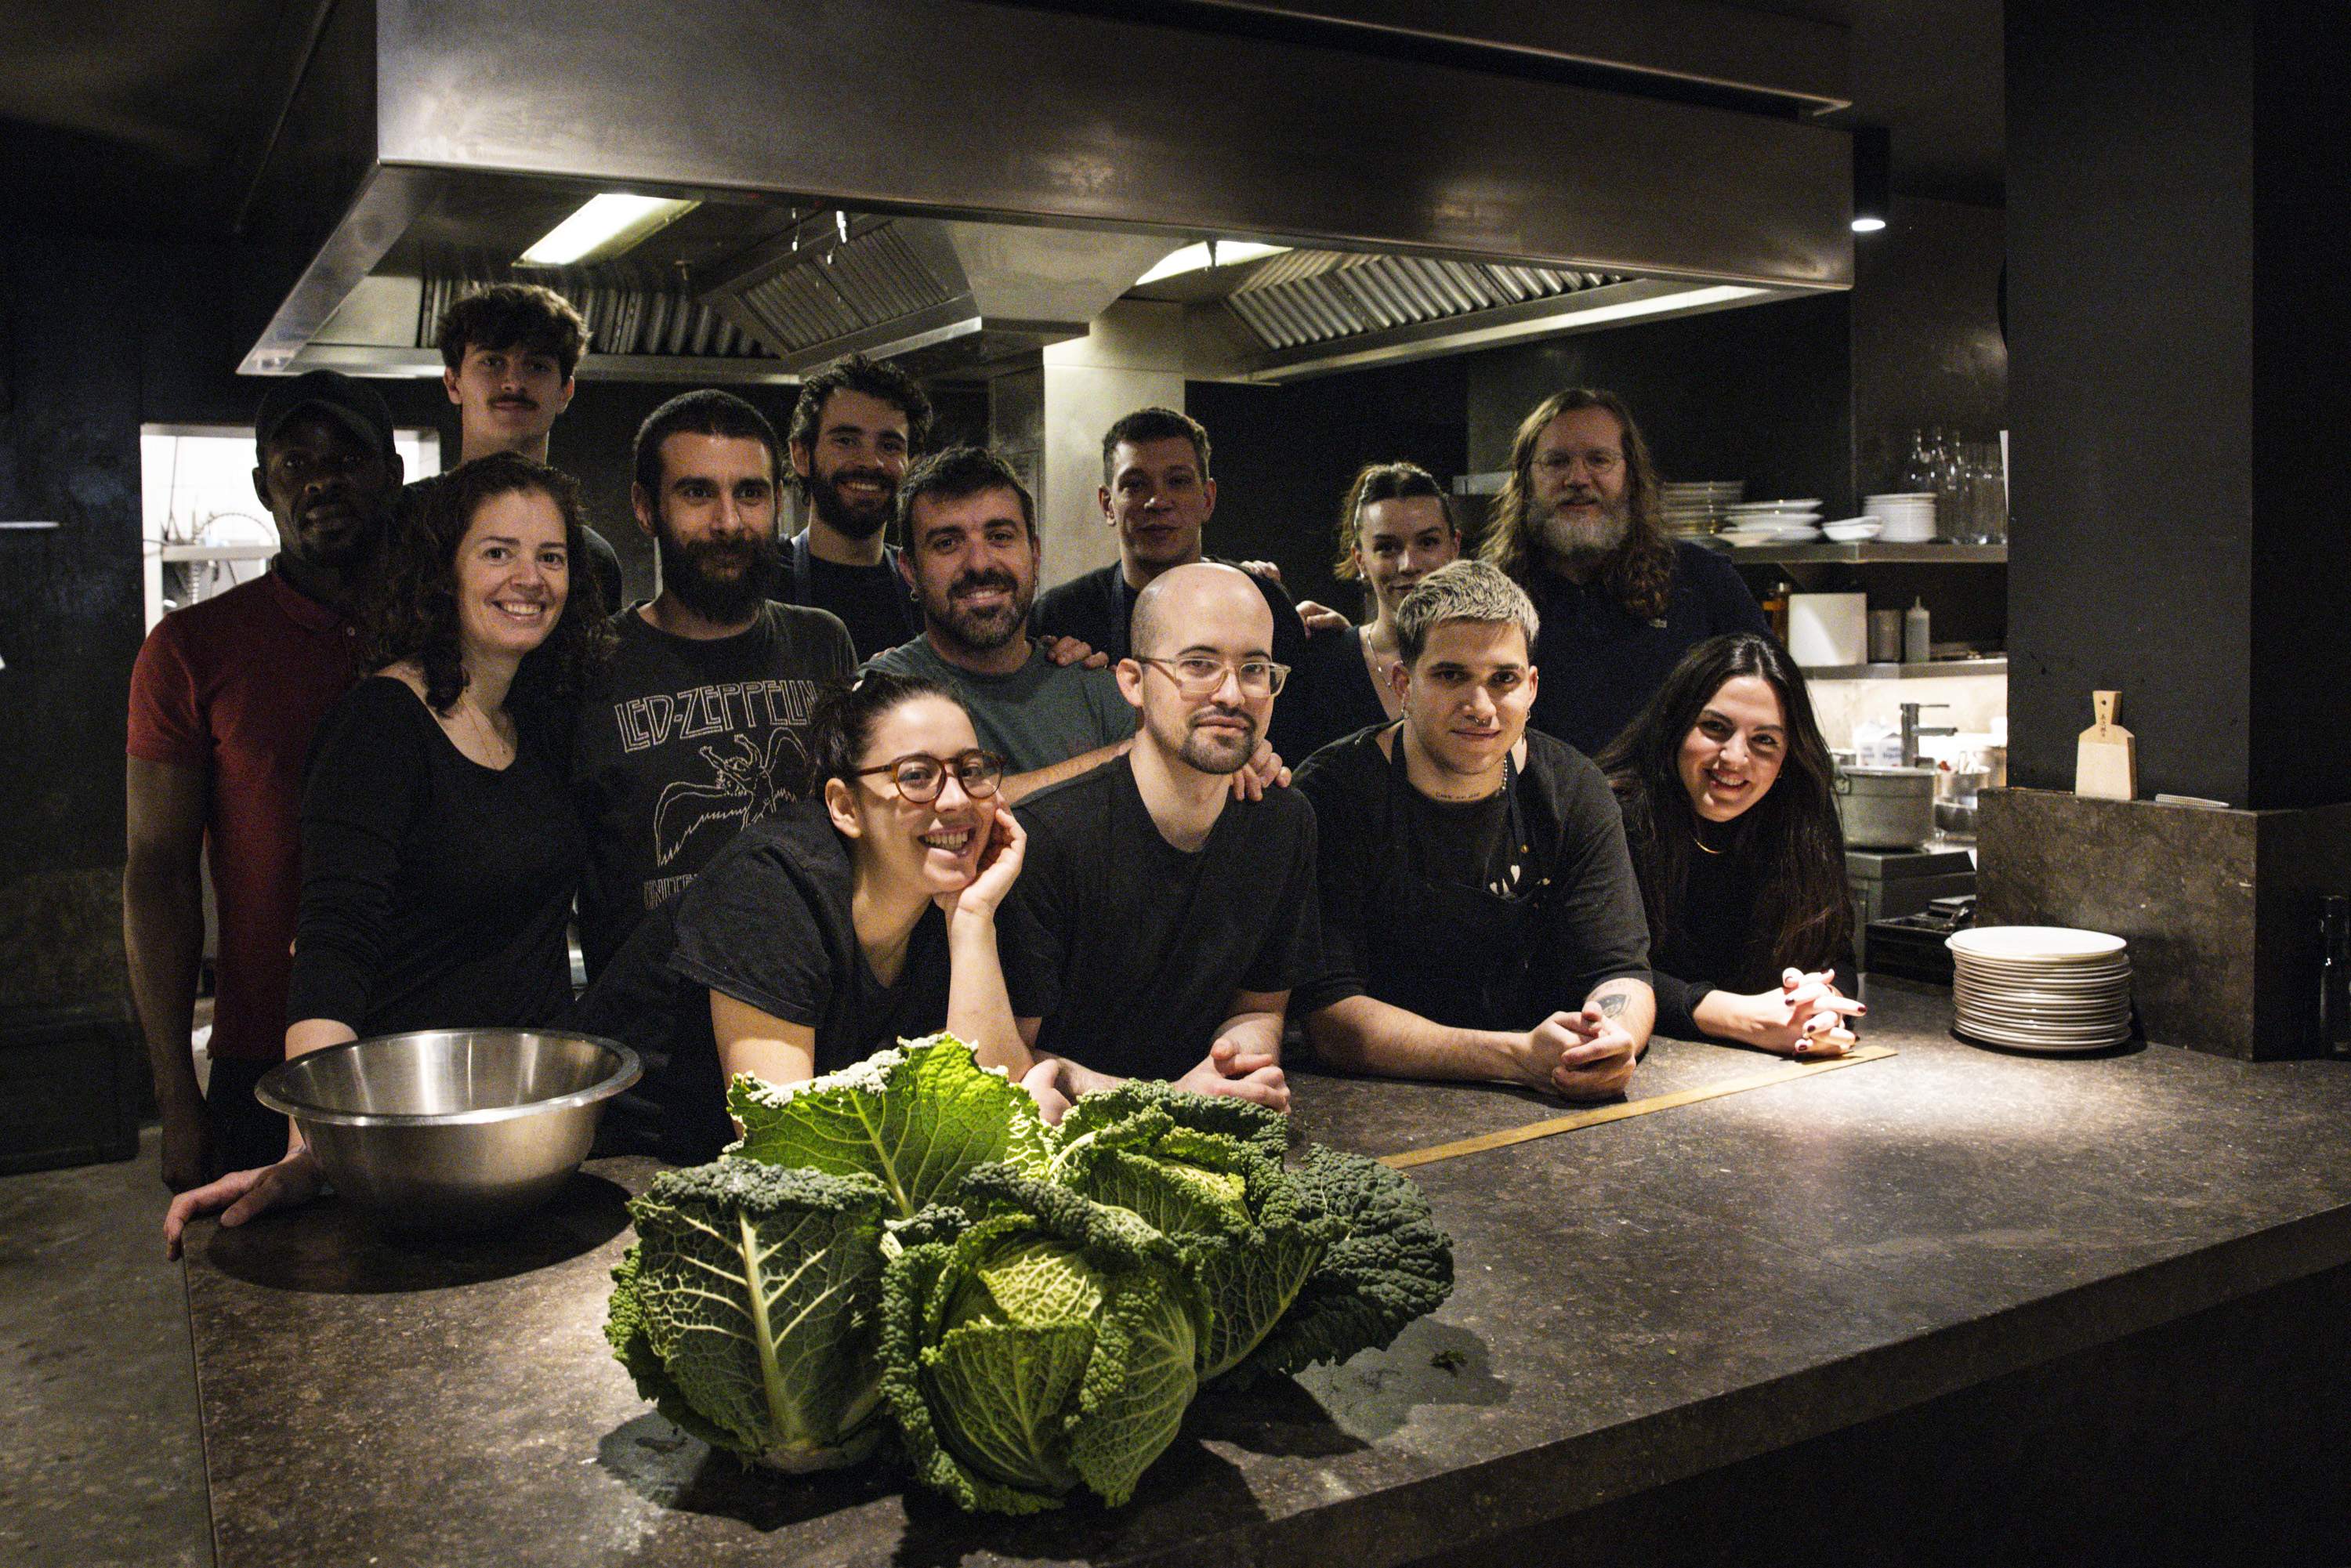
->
[[1527, 1008, 1637, 1100]]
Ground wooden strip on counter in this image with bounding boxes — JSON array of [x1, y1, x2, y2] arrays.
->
[[1377, 1043, 1898, 1170]]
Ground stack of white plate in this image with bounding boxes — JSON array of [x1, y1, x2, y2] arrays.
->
[[1863, 492, 1939, 541], [1946, 926, 2134, 1052], [1719, 498, 1824, 545], [1661, 480, 1746, 535]]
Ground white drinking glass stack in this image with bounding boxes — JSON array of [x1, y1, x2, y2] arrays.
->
[[1945, 926, 2135, 1052]]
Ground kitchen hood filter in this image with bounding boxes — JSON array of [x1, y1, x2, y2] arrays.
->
[[415, 264, 766, 360], [1223, 255, 1619, 350], [720, 226, 962, 355]]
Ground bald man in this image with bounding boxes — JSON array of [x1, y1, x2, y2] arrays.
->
[[996, 563, 1321, 1118]]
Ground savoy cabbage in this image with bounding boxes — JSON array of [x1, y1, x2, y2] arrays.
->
[[605, 1159, 892, 1472], [876, 1164, 1208, 1513]]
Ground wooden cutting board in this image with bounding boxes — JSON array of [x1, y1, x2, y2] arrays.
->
[[2076, 690, 2136, 800]]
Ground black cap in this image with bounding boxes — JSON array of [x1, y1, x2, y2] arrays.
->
[[254, 370, 397, 459]]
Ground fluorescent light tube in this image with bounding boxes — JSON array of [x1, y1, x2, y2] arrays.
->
[[520, 194, 700, 266]]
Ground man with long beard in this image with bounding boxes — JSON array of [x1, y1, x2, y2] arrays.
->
[[1480, 389, 1769, 755], [781, 352, 931, 660], [997, 563, 1320, 1119], [864, 447, 1136, 802], [571, 390, 855, 981]]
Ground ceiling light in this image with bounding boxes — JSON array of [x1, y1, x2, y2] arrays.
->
[[519, 194, 700, 266], [1851, 126, 1891, 237], [1135, 240, 1289, 287]]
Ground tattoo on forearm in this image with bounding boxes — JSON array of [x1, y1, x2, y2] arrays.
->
[[1596, 994, 1628, 1019]]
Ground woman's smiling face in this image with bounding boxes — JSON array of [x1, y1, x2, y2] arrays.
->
[[1678, 674, 1787, 824], [840, 694, 991, 895], [453, 487, 569, 663]]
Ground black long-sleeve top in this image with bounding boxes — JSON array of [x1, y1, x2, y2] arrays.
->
[[1647, 847, 1857, 1039], [288, 676, 583, 1037]]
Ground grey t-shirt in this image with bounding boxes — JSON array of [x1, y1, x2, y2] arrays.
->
[[863, 636, 1135, 774]]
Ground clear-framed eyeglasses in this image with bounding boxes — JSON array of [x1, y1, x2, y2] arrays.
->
[[1132, 654, 1290, 700], [853, 748, 1006, 803]]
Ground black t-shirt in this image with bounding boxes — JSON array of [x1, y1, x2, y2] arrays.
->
[[1286, 625, 1391, 765], [996, 755, 1321, 1081], [289, 676, 582, 1036], [1293, 725, 1650, 1030], [783, 531, 920, 661], [567, 801, 951, 1162], [1522, 541, 1771, 756], [1031, 560, 1316, 762], [571, 601, 856, 978], [1627, 817, 1858, 1040]]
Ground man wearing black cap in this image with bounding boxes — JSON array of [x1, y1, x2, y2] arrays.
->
[[125, 371, 405, 1191]]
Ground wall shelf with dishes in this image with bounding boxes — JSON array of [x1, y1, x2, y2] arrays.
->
[[1802, 657, 2007, 682], [1721, 541, 2008, 566]]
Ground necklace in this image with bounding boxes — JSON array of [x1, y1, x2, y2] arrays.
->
[[1692, 824, 1724, 856]]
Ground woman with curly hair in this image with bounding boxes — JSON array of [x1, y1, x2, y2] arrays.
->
[[165, 452, 613, 1247], [1283, 461, 1463, 761], [1597, 633, 1863, 1057]]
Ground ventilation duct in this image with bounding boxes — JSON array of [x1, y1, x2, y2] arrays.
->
[[695, 215, 1176, 376], [1220, 253, 1622, 350]]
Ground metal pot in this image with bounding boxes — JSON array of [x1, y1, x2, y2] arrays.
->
[[257, 1030, 639, 1232], [1835, 766, 1939, 849]]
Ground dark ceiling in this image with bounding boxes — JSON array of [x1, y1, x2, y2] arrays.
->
[[0, 0, 2005, 241]]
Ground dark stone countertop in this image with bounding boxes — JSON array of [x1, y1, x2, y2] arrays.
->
[[179, 980, 2351, 1566]]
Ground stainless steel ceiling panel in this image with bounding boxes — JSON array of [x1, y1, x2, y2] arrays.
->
[[1133, 0, 1850, 110], [373, 0, 1850, 286]]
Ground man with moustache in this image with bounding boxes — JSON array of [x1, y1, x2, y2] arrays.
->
[[125, 372, 405, 1187], [1031, 407, 1316, 760], [997, 563, 1320, 1118], [422, 282, 626, 610], [1481, 389, 1768, 755], [864, 447, 1135, 801], [781, 353, 931, 660], [571, 389, 855, 980], [1295, 562, 1654, 1100]]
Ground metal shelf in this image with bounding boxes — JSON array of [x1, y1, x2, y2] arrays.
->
[[161, 544, 277, 563], [1802, 658, 2007, 681], [1716, 541, 2007, 564]]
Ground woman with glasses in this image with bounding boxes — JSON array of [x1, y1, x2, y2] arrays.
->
[[574, 669, 1032, 1161]]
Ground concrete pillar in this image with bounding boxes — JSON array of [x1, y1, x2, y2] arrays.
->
[[1982, 0, 2351, 1057], [1034, 301, 1188, 591]]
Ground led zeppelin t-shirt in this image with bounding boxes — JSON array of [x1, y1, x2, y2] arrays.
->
[[571, 600, 855, 979]]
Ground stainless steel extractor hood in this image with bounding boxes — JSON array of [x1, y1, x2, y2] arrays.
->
[[237, 0, 1853, 382]]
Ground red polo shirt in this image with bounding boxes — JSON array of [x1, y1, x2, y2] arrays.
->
[[127, 568, 361, 1061]]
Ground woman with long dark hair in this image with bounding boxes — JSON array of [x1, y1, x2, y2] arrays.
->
[[166, 452, 613, 1249], [1597, 633, 1863, 1056], [572, 669, 1034, 1161], [1285, 462, 1465, 760]]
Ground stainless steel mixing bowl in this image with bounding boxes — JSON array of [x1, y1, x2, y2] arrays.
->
[[256, 1030, 640, 1231]]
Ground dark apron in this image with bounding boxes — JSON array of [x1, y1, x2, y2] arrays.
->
[[1362, 729, 1553, 1030], [788, 531, 922, 643]]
